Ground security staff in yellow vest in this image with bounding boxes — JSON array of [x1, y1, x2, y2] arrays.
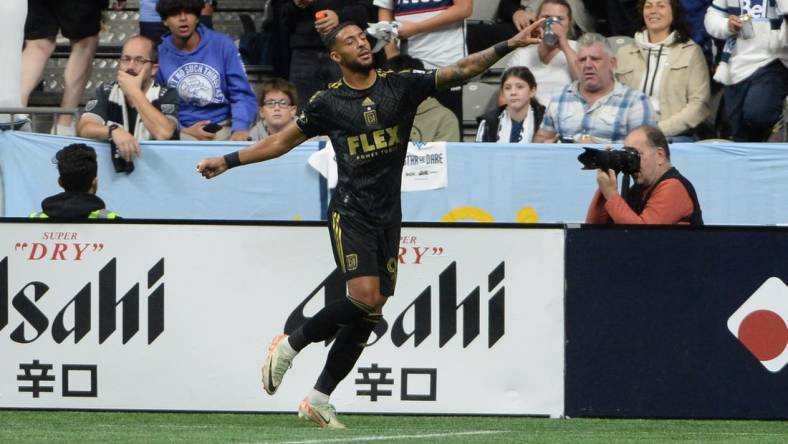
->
[[30, 143, 120, 219]]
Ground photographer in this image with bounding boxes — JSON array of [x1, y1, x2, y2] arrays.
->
[[585, 126, 703, 225]]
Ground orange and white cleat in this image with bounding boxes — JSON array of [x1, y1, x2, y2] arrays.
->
[[261, 334, 295, 395], [297, 398, 346, 429]]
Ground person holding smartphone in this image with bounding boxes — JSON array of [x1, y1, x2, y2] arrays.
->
[[155, 0, 257, 141]]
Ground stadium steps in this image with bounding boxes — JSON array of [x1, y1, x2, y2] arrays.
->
[[28, 2, 273, 130]]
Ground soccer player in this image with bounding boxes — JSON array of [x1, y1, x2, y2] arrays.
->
[[196, 19, 545, 428]]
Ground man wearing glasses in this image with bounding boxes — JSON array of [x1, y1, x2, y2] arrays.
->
[[78, 35, 180, 163], [250, 78, 299, 141]]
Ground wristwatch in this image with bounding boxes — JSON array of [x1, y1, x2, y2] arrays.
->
[[108, 124, 119, 142]]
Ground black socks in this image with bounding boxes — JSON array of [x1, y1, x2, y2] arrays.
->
[[314, 313, 382, 395], [288, 296, 373, 352]]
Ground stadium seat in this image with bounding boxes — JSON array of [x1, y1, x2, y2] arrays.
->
[[767, 97, 788, 142], [469, 0, 501, 23], [482, 51, 515, 84], [462, 82, 498, 125], [213, 11, 266, 41], [607, 35, 635, 55]]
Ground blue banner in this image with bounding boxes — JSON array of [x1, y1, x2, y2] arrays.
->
[[400, 141, 788, 225], [2, 132, 788, 224], [0, 132, 322, 220]]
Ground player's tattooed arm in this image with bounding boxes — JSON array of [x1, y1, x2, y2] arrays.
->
[[436, 18, 545, 89], [436, 48, 503, 89]]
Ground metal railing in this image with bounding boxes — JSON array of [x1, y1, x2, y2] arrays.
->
[[0, 107, 80, 135]]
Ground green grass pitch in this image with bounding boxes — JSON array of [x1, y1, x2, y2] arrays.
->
[[2, 411, 788, 443], [0, 410, 788, 444]]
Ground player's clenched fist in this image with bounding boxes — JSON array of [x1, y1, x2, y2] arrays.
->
[[197, 157, 228, 179]]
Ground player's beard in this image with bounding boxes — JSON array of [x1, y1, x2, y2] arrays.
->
[[343, 57, 375, 75]]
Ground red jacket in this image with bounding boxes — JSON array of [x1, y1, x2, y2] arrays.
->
[[586, 178, 696, 225]]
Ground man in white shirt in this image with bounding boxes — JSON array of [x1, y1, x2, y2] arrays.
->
[[376, 0, 472, 128]]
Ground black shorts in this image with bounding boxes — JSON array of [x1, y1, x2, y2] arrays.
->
[[25, 0, 103, 41], [327, 208, 400, 297]]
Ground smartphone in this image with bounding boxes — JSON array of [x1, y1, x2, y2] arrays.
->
[[203, 122, 223, 133], [110, 142, 135, 174]]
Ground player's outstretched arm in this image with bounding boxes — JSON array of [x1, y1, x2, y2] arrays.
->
[[436, 18, 544, 90], [196, 121, 308, 179]]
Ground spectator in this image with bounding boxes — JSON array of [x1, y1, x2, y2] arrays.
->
[[29, 143, 120, 220], [524, 0, 596, 33], [680, 0, 714, 64], [585, 125, 703, 225], [78, 36, 179, 164], [616, 0, 710, 141], [278, 0, 375, 111], [376, 0, 472, 125], [139, 0, 216, 44], [705, 0, 788, 142], [250, 78, 298, 141], [534, 33, 656, 144], [384, 55, 459, 142], [19, 0, 113, 135], [155, 0, 257, 141], [468, 0, 595, 54], [476, 66, 545, 143], [0, 0, 29, 131], [507, 0, 581, 106]]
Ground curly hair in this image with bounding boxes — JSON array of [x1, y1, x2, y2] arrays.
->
[[55, 144, 97, 192], [156, 0, 204, 20]]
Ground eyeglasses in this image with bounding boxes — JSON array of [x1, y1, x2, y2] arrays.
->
[[120, 56, 154, 66], [263, 99, 293, 108]]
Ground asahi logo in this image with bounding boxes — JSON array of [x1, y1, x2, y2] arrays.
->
[[286, 261, 505, 348], [0, 257, 165, 345]]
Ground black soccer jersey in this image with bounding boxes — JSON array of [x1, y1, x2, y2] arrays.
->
[[296, 69, 438, 224]]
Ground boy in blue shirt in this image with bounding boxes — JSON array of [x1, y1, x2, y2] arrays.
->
[[155, 0, 257, 141]]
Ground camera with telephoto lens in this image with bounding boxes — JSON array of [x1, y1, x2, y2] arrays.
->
[[543, 16, 560, 47], [577, 147, 640, 174]]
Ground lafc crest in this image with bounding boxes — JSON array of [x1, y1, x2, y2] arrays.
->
[[362, 97, 378, 127]]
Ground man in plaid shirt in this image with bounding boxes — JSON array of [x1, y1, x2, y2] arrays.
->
[[534, 32, 656, 144]]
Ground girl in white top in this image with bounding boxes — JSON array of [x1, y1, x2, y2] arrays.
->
[[506, 0, 580, 106]]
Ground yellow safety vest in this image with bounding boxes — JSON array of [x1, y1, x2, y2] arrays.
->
[[29, 209, 120, 219]]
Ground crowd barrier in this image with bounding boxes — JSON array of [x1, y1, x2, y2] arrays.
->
[[2, 132, 788, 224], [1, 220, 786, 419], [0, 220, 565, 416]]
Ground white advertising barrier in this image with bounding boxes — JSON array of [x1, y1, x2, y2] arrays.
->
[[0, 222, 564, 416]]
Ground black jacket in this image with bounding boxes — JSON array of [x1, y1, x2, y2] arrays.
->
[[626, 167, 704, 225], [34, 192, 119, 219]]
